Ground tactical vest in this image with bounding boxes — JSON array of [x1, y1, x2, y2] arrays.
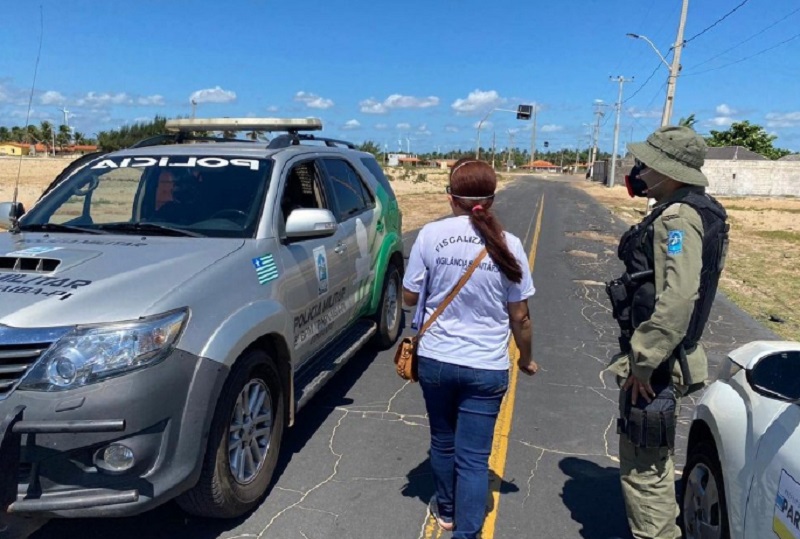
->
[[617, 190, 729, 354]]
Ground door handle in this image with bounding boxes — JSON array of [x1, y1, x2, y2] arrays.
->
[[334, 242, 347, 255]]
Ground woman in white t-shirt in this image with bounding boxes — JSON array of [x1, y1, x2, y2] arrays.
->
[[402, 158, 537, 538]]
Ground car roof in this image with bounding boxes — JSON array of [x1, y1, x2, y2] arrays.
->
[[109, 142, 374, 161]]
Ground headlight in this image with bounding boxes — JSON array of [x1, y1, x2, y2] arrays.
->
[[20, 309, 188, 391]]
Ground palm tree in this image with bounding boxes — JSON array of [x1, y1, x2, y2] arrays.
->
[[25, 124, 41, 144], [39, 121, 54, 150], [678, 114, 697, 129], [0, 127, 10, 142], [57, 124, 71, 150], [10, 126, 24, 142], [73, 131, 86, 145]]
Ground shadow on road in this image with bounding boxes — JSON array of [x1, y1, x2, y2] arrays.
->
[[401, 455, 520, 515], [559, 457, 631, 539], [27, 344, 383, 539]]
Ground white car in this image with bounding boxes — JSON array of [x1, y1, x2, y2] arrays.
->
[[683, 341, 800, 539]]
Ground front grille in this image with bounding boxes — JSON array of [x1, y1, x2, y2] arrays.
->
[[0, 257, 60, 272], [0, 344, 49, 398]]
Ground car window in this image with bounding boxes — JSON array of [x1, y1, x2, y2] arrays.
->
[[322, 158, 374, 220], [21, 155, 273, 238], [280, 160, 328, 225], [360, 157, 395, 197]]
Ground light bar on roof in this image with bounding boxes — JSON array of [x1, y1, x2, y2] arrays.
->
[[165, 117, 323, 133]]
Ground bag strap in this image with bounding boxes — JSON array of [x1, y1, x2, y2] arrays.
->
[[418, 248, 488, 338]]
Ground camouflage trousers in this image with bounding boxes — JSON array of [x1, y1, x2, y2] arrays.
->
[[619, 428, 682, 539]]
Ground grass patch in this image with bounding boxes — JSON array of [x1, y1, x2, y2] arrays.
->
[[753, 230, 800, 243]]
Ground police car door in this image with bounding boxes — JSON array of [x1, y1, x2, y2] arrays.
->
[[319, 157, 378, 323], [742, 352, 800, 539], [277, 158, 349, 364]]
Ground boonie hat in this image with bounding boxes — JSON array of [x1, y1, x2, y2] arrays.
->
[[627, 126, 709, 186]]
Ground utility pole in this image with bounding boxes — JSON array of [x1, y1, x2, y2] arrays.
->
[[662, 0, 689, 126], [491, 131, 496, 170], [507, 130, 515, 172], [529, 105, 538, 166], [589, 102, 605, 180], [609, 76, 634, 188], [191, 99, 198, 120], [574, 138, 581, 173]]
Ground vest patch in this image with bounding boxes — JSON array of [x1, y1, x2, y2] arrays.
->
[[667, 230, 684, 254]]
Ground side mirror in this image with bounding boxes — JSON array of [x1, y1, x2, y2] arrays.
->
[[0, 202, 25, 229], [285, 208, 338, 240], [747, 350, 800, 403]]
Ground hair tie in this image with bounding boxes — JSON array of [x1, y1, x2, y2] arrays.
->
[[472, 204, 484, 213]]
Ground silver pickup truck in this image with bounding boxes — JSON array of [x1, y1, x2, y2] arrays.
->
[[0, 118, 404, 519]]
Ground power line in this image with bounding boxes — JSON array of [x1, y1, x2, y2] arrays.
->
[[684, 31, 800, 76], [687, 6, 800, 70], [684, 0, 751, 44], [623, 62, 662, 104]]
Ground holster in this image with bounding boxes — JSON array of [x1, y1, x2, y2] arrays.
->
[[617, 379, 677, 450]]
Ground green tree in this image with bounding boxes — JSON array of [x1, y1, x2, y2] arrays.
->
[[678, 114, 697, 128], [707, 120, 791, 160], [0, 127, 9, 142], [57, 124, 71, 148], [358, 140, 382, 158]]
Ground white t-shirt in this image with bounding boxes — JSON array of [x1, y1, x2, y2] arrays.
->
[[403, 216, 535, 370]]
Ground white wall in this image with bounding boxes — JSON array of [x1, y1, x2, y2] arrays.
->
[[704, 160, 800, 196]]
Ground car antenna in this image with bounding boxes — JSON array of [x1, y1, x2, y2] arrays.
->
[[11, 5, 45, 230]]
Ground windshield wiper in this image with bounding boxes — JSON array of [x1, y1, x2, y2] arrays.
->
[[95, 222, 205, 238], [17, 222, 108, 235]]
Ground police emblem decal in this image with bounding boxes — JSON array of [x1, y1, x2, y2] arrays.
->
[[252, 254, 279, 285], [667, 230, 684, 255], [313, 246, 329, 296]]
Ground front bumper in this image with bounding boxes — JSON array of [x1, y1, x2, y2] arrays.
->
[[0, 349, 227, 518]]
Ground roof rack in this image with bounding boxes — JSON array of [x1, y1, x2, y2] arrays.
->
[[165, 117, 322, 133], [267, 134, 356, 150]]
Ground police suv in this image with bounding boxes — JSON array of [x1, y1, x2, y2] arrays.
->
[[0, 118, 404, 519]]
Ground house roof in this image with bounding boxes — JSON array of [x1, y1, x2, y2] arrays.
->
[[521, 160, 557, 168], [705, 146, 767, 161], [778, 153, 800, 161], [398, 157, 421, 162], [0, 142, 29, 149]]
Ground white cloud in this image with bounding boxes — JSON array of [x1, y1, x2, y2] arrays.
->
[[396, 122, 411, 130], [360, 94, 440, 114], [766, 112, 800, 128], [445, 125, 459, 133], [708, 116, 735, 127], [541, 124, 563, 133], [374, 123, 388, 130], [294, 91, 334, 109], [342, 119, 361, 130], [40, 91, 66, 105], [716, 103, 736, 115], [267, 105, 279, 112], [473, 120, 493, 129], [626, 107, 661, 119], [77, 92, 133, 106], [189, 86, 236, 104], [137, 95, 165, 106], [452, 89, 505, 114], [416, 123, 432, 136]]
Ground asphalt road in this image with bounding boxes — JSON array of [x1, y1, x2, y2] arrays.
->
[[10, 176, 776, 539]]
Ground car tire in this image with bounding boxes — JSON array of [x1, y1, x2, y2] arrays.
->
[[681, 440, 730, 539], [177, 348, 285, 518], [373, 263, 402, 349]]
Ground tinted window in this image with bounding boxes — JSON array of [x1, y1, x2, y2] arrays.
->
[[360, 157, 395, 197], [280, 161, 328, 225], [322, 158, 374, 219], [750, 351, 800, 401]]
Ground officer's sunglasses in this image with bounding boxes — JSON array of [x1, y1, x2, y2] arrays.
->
[[635, 159, 649, 171]]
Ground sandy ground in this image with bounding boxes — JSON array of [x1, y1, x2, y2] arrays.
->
[[575, 179, 800, 341]]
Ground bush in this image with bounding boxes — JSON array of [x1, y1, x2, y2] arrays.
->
[[413, 173, 428, 184]]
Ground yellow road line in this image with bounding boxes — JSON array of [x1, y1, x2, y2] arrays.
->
[[421, 194, 545, 538], [483, 194, 544, 539]]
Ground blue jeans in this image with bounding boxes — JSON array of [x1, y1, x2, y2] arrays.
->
[[418, 355, 509, 539]]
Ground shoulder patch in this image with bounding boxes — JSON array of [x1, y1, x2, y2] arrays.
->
[[667, 230, 684, 254]]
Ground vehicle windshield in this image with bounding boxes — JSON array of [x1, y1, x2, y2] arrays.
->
[[19, 155, 273, 238]]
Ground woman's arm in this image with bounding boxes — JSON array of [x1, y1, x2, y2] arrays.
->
[[509, 300, 537, 376]]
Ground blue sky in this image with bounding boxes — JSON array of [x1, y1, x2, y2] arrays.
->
[[2, 0, 799, 153]]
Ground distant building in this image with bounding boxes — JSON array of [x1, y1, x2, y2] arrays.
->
[[520, 160, 560, 173], [0, 143, 31, 156], [705, 146, 767, 161], [778, 153, 800, 161], [426, 159, 457, 170]]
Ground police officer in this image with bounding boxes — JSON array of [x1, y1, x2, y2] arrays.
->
[[606, 126, 728, 539]]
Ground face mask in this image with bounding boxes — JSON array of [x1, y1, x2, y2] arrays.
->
[[625, 164, 648, 198]]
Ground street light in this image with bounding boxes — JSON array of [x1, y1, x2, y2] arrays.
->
[[475, 104, 532, 159], [626, 34, 670, 70]]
